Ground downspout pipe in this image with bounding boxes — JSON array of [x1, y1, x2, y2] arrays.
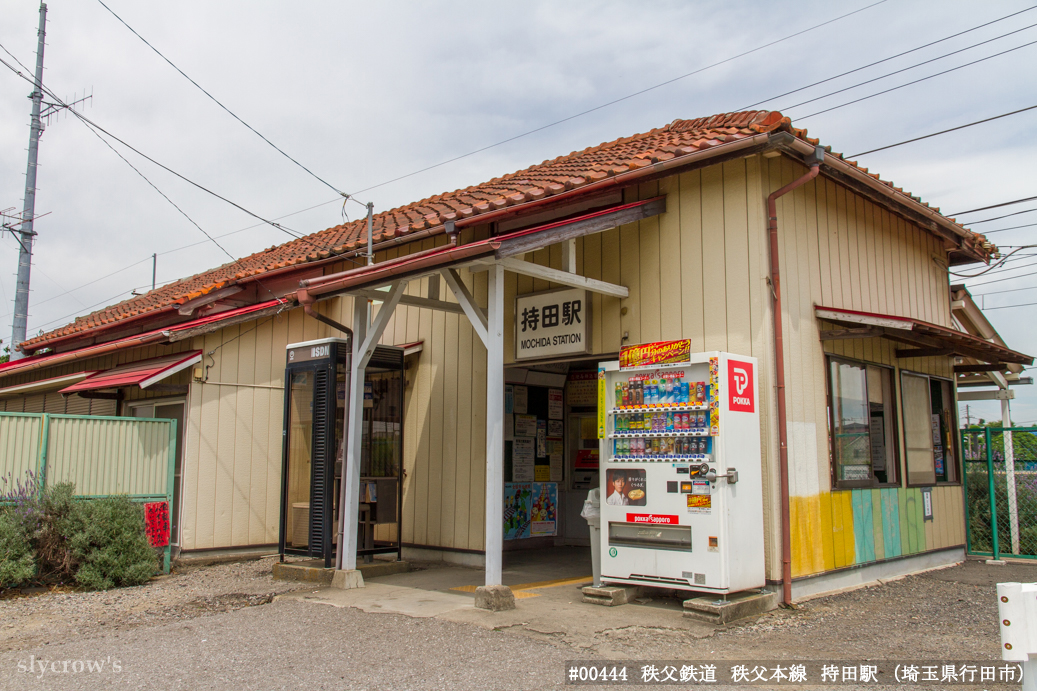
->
[[767, 146, 823, 606]]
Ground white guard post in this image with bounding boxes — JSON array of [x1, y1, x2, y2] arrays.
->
[[997, 582, 1037, 691], [337, 283, 406, 579]]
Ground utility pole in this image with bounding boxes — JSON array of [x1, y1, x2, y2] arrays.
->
[[9, 3, 48, 362]]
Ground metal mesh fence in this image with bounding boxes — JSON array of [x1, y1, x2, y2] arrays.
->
[[962, 427, 1037, 559]]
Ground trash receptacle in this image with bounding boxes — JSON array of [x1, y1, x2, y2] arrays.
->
[[581, 488, 601, 587]]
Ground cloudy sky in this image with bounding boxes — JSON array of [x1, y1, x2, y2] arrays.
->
[[1, 0, 1035, 423]]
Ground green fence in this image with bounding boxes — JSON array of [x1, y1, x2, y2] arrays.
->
[[0, 412, 176, 572], [961, 426, 1037, 560]]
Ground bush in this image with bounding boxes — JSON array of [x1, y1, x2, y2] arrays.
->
[[36, 482, 86, 582], [0, 509, 35, 587], [70, 496, 157, 591]]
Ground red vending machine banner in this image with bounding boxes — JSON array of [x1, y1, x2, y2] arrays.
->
[[619, 340, 691, 369], [727, 360, 755, 413]]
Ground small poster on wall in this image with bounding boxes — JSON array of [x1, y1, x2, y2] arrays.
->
[[512, 438, 535, 481], [548, 389, 564, 420], [513, 385, 528, 414], [536, 420, 547, 457], [504, 483, 532, 540], [548, 420, 564, 438], [504, 413, 514, 441], [534, 465, 551, 481], [505, 385, 514, 414], [549, 440, 564, 482], [530, 482, 558, 536], [515, 414, 537, 438]]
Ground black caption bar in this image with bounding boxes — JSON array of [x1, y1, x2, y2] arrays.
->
[[565, 660, 1025, 686]]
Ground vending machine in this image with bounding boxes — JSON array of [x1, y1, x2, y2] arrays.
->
[[598, 345, 764, 594]]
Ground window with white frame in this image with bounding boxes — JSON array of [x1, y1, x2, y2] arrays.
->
[[900, 372, 957, 485]]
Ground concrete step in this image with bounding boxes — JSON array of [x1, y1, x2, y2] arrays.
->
[[682, 589, 778, 624], [581, 584, 644, 606]]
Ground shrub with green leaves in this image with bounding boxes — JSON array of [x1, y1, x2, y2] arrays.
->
[[0, 509, 35, 588], [70, 496, 157, 590]]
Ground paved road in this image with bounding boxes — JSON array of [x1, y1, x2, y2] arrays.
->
[[0, 598, 585, 690]]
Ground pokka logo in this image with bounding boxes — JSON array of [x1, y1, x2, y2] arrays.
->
[[728, 360, 754, 413]]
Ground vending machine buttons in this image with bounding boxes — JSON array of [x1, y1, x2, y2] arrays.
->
[[667, 481, 679, 493], [680, 481, 693, 494]]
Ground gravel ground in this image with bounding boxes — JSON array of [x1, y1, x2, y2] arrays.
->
[[0, 557, 1030, 689], [0, 556, 306, 653]]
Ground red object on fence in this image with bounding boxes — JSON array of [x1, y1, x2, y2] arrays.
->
[[145, 502, 170, 548]]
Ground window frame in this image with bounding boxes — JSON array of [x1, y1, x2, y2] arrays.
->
[[899, 370, 960, 488], [825, 355, 901, 490]]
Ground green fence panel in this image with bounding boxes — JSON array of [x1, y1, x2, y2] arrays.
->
[[0, 412, 45, 487], [962, 426, 1037, 560], [1, 412, 175, 572]]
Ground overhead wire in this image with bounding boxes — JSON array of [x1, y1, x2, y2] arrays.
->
[[796, 38, 1037, 119], [785, 20, 1037, 115], [964, 207, 1037, 225], [343, 0, 890, 197], [738, 5, 1037, 110], [972, 222, 1037, 235], [846, 104, 1037, 158], [94, 0, 356, 204], [949, 194, 1037, 216]]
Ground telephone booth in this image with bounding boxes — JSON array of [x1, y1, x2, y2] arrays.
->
[[278, 337, 404, 567]]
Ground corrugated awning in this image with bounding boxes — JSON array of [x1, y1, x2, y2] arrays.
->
[[59, 351, 202, 394], [0, 371, 102, 399], [815, 306, 1033, 371]]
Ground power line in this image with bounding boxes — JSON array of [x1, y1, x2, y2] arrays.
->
[[977, 221, 1037, 235], [94, 0, 354, 203], [344, 1, 890, 197], [950, 246, 1037, 278], [969, 285, 1037, 298], [846, 104, 1037, 158], [783, 20, 1037, 113], [948, 194, 1037, 216], [966, 207, 1037, 225], [796, 37, 1037, 120], [983, 300, 1037, 310], [0, 46, 344, 261], [967, 264, 1037, 288], [739, 5, 1037, 111]]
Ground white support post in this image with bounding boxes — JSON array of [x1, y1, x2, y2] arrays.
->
[[337, 283, 405, 577], [484, 263, 505, 586], [1002, 398, 1021, 555]]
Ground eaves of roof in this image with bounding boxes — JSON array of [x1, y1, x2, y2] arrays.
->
[[21, 110, 996, 355]]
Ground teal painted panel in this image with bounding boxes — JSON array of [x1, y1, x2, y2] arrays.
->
[[904, 489, 919, 554], [851, 490, 868, 564], [881, 488, 902, 557], [859, 489, 876, 563]]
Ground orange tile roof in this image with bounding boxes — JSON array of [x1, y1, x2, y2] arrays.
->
[[22, 110, 992, 353]]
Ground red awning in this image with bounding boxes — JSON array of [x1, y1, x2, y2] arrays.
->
[[815, 306, 1032, 367], [60, 351, 202, 394]]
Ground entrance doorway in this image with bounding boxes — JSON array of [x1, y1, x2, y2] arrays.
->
[[128, 399, 185, 549]]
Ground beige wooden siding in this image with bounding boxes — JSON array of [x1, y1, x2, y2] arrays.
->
[[767, 155, 964, 579]]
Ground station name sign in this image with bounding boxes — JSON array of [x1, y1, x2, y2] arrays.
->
[[619, 339, 691, 369], [515, 288, 589, 361]]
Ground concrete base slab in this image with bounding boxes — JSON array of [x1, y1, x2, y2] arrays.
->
[[279, 582, 474, 618], [581, 584, 643, 606], [272, 561, 335, 586], [273, 559, 409, 586], [682, 590, 778, 624], [474, 584, 516, 611], [986, 559, 1008, 565], [331, 569, 365, 589]]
